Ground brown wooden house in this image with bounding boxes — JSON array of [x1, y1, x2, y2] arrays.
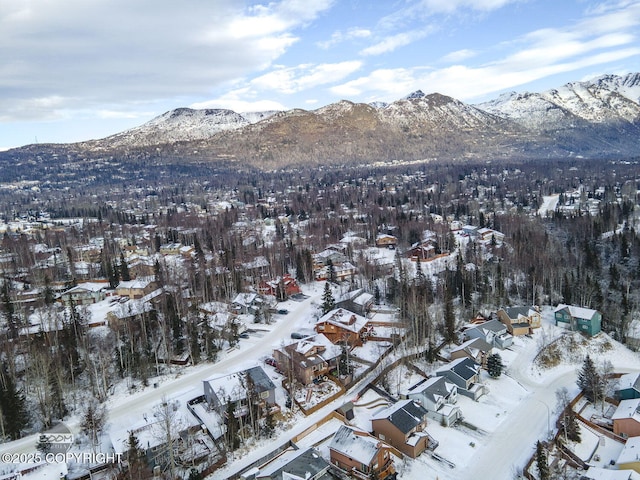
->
[[371, 399, 431, 458], [314, 308, 372, 347], [329, 425, 396, 480]]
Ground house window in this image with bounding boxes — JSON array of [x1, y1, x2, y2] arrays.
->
[[260, 391, 269, 399], [379, 433, 385, 440]]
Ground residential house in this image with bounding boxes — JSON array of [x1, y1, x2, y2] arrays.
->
[[375, 234, 398, 249], [554, 304, 602, 336], [115, 278, 157, 300], [436, 357, 487, 400], [406, 239, 439, 262], [336, 288, 375, 316], [315, 261, 357, 282], [463, 318, 513, 349], [618, 373, 640, 400], [273, 334, 342, 385], [313, 249, 348, 270], [462, 225, 478, 237], [110, 396, 214, 474], [314, 308, 372, 347], [613, 399, 640, 438], [477, 227, 505, 244], [401, 376, 461, 427], [450, 337, 493, 366], [203, 366, 277, 419], [159, 242, 183, 255], [328, 425, 396, 480], [616, 436, 640, 474], [371, 399, 432, 458], [252, 446, 336, 480], [497, 306, 541, 335], [258, 273, 301, 299], [232, 292, 266, 315], [58, 281, 109, 306]]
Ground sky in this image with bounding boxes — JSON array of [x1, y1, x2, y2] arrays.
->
[[1, 0, 639, 150]]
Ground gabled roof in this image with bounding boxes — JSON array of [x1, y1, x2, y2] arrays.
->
[[405, 376, 455, 404], [612, 398, 640, 421], [371, 399, 428, 434], [315, 308, 368, 334], [437, 357, 480, 381], [467, 318, 507, 335], [618, 372, 640, 393], [204, 366, 275, 404], [503, 306, 533, 319], [451, 337, 492, 355], [554, 303, 599, 320], [256, 447, 331, 480], [329, 425, 381, 465]]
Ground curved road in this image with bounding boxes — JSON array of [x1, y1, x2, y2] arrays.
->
[[0, 292, 322, 459]]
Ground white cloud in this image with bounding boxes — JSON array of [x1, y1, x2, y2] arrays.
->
[[250, 61, 363, 94], [441, 49, 478, 63], [190, 87, 288, 113], [332, 3, 640, 102], [360, 29, 432, 56], [418, 0, 516, 14], [317, 27, 372, 49], [0, 0, 333, 122]]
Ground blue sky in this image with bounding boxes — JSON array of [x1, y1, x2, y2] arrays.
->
[[1, 0, 639, 149]]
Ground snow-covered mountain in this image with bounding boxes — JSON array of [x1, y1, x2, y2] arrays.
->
[[4, 73, 639, 170], [477, 73, 640, 130], [83, 108, 279, 149]]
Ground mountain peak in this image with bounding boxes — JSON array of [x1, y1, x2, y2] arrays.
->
[[405, 90, 426, 100]]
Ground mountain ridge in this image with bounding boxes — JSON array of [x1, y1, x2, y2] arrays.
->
[[3, 72, 639, 171]]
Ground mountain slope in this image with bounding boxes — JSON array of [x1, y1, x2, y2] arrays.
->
[[82, 108, 279, 150], [2, 73, 639, 172]]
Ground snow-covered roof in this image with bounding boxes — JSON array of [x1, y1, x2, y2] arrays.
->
[[329, 425, 381, 465], [255, 447, 330, 480], [451, 337, 492, 355], [370, 399, 428, 434], [63, 282, 109, 294], [204, 366, 275, 404], [582, 467, 640, 480], [612, 398, 640, 421], [315, 308, 368, 334], [117, 279, 153, 290], [554, 303, 599, 320], [436, 357, 480, 381], [618, 372, 640, 393], [616, 436, 640, 465]]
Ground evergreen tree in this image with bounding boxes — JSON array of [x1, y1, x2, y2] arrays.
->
[[321, 282, 335, 315], [0, 366, 28, 440], [326, 258, 336, 283], [126, 430, 152, 479], [119, 253, 131, 282], [564, 408, 581, 443], [188, 469, 202, 480], [535, 441, 550, 480], [487, 353, 504, 378], [1, 281, 18, 339], [443, 286, 456, 343], [338, 345, 353, 376], [577, 355, 602, 403]]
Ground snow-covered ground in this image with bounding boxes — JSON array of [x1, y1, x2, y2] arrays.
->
[[4, 286, 640, 480], [212, 312, 640, 480], [538, 194, 560, 216]]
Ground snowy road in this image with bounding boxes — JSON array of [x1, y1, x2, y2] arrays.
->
[[0, 290, 323, 459]]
